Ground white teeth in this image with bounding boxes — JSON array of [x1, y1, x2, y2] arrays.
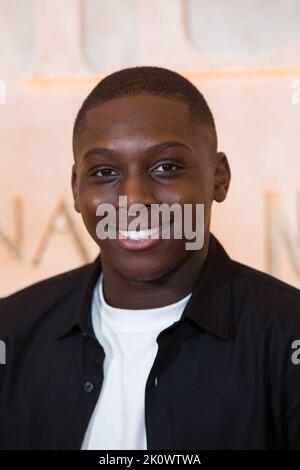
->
[[119, 227, 160, 240]]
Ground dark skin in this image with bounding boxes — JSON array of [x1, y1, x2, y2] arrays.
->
[[72, 95, 230, 309]]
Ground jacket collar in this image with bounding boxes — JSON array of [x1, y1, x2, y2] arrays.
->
[[182, 232, 234, 340], [56, 232, 234, 341]]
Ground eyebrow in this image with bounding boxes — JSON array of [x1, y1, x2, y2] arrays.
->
[[81, 140, 193, 160]]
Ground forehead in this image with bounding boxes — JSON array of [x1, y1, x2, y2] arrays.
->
[[74, 95, 203, 158]]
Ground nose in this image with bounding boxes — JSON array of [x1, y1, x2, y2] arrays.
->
[[118, 170, 156, 208]]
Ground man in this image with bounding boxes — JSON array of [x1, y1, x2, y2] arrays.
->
[[0, 66, 300, 450]]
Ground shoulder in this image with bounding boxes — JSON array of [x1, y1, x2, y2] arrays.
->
[[1, 261, 93, 305], [0, 260, 96, 335], [232, 259, 300, 297], [230, 259, 300, 332]]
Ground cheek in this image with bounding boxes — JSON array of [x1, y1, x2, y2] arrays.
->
[[159, 181, 208, 205], [76, 186, 101, 234], [78, 182, 116, 212], [77, 184, 120, 243]]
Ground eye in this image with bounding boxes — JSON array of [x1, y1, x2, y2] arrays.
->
[[152, 162, 179, 174], [93, 167, 119, 177]]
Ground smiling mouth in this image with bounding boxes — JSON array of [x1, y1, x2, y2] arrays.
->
[[118, 220, 173, 240]]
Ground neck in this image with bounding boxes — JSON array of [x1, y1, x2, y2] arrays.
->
[[99, 238, 210, 309]]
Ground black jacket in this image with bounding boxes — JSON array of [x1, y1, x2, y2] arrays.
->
[[0, 232, 300, 450]]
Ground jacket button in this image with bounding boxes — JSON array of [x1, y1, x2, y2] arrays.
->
[[154, 376, 158, 387], [84, 381, 95, 393]]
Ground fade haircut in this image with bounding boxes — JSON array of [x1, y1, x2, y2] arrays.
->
[[72, 66, 217, 158]]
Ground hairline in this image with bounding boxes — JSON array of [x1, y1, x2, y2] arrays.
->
[[72, 93, 217, 161]]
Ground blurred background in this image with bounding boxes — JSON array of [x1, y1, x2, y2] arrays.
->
[[0, 0, 300, 296]]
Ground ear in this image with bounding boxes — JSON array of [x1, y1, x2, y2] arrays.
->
[[213, 151, 231, 203], [71, 163, 81, 213]]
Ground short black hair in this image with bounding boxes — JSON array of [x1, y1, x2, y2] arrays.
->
[[72, 65, 217, 157]]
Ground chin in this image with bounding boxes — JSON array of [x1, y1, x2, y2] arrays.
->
[[114, 252, 187, 284]]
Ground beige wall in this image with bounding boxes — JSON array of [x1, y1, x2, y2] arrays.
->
[[1, 0, 300, 296]]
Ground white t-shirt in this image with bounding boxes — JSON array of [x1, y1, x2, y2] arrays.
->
[[81, 272, 192, 450]]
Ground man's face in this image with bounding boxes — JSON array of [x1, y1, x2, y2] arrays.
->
[[72, 95, 230, 281]]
